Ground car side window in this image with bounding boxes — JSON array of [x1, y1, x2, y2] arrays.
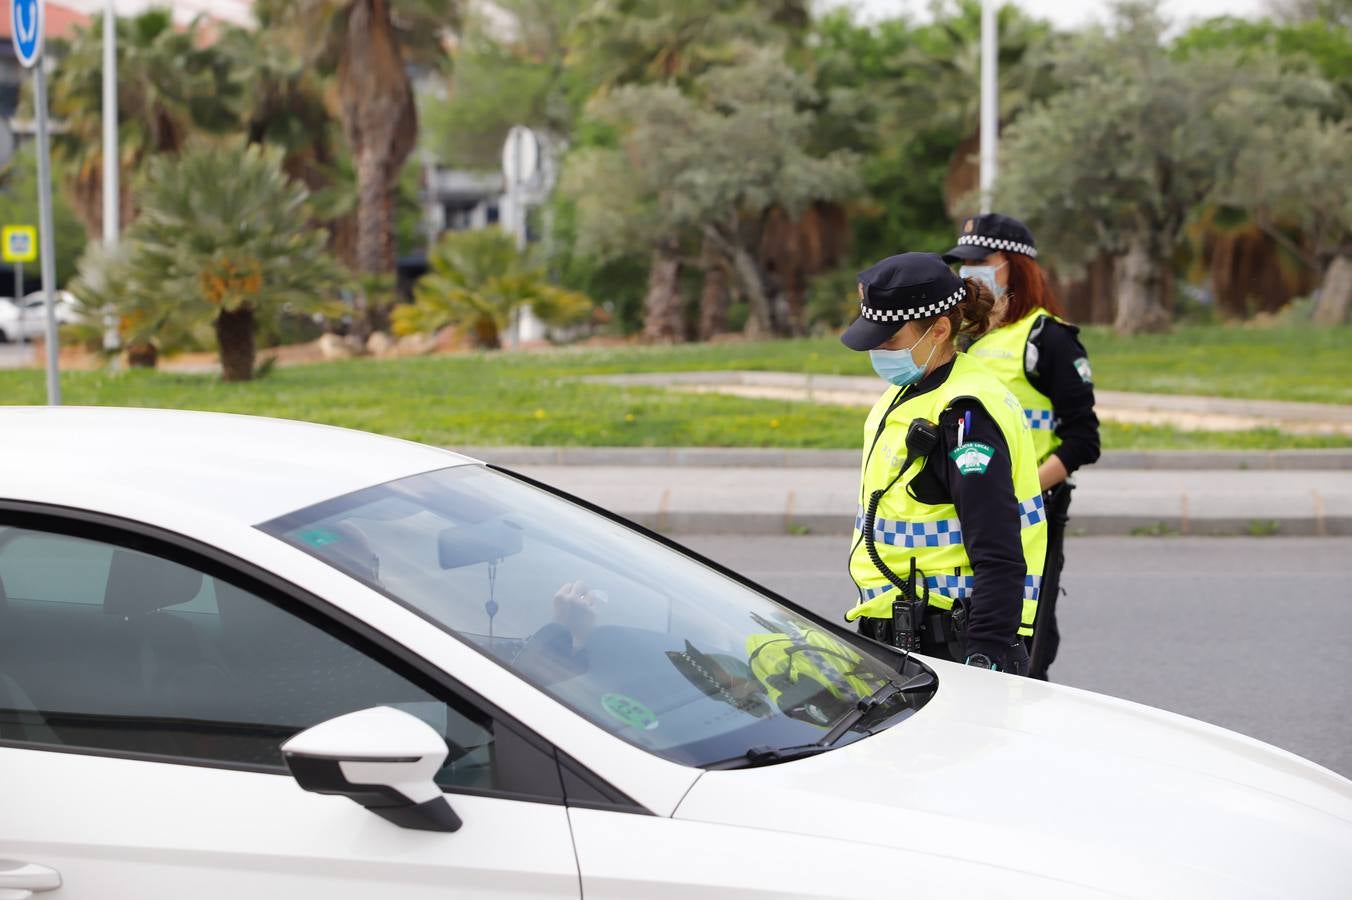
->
[[0, 525, 508, 793]]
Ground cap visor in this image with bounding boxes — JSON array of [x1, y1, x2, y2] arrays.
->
[[840, 316, 898, 351], [941, 244, 989, 263]]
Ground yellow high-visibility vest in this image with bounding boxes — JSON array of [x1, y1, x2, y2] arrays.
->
[[847, 353, 1048, 637], [967, 309, 1062, 462]]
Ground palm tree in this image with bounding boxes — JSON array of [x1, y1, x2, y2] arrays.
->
[[106, 143, 347, 380], [392, 228, 593, 348], [261, 0, 459, 290], [47, 10, 239, 238]]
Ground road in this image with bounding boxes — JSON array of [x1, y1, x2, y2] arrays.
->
[[681, 534, 1352, 778]]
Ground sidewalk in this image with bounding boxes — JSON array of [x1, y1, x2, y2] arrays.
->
[[460, 447, 1352, 538], [586, 371, 1352, 436]]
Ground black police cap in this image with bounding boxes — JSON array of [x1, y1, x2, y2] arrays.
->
[[942, 212, 1037, 262], [840, 252, 966, 351]]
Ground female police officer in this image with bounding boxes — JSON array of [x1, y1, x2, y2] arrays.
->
[[943, 213, 1100, 679], [840, 252, 1047, 674]]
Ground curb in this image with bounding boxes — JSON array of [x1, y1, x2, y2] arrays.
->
[[603, 510, 1352, 539], [457, 446, 1352, 471]]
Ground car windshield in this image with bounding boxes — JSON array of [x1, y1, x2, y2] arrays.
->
[[261, 465, 927, 766]]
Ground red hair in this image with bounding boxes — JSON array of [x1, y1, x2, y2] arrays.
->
[[1004, 253, 1064, 321]]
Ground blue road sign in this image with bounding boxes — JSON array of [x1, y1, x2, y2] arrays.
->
[[11, 0, 44, 69]]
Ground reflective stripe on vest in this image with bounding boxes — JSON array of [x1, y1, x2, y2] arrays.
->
[[854, 492, 1045, 548], [860, 576, 1040, 637], [1025, 408, 1059, 431], [849, 353, 1048, 638], [969, 310, 1062, 461]]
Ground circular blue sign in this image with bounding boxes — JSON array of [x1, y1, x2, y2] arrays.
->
[[11, 0, 44, 69]]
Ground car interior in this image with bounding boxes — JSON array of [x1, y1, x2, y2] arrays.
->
[[0, 525, 494, 787]]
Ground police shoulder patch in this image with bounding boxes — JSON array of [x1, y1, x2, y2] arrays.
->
[[950, 441, 995, 475], [1074, 356, 1093, 384]]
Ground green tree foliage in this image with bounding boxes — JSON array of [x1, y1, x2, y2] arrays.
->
[[997, 2, 1325, 334], [0, 146, 87, 286], [72, 143, 347, 380], [1224, 114, 1352, 323], [421, 0, 589, 170], [563, 48, 859, 337], [393, 228, 593, 348], [47, 10, 239, 238], [1175, 13, 1352, 112]]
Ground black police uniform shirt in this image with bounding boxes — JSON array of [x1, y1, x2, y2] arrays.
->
[[1026, 318, 1101, 474], [887, 358, 1026, 661]]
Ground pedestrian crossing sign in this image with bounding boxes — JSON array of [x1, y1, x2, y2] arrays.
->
[[2, 226, 37, 263]]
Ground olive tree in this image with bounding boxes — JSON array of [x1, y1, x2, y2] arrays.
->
[[562, 48, 859, 338], [996, 2, 1318, 334], [1224, 114, 1352, 324]]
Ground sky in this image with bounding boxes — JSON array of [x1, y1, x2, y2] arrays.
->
[[59, 0, 254, 26], [820, 0, 1271, 30]]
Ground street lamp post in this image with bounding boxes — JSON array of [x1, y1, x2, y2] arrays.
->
[[979, 0, 998, 214], [102, 0, 121, 353]]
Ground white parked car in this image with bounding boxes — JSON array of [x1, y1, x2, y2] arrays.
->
[[0, 291, 79, 343], [0, 407, 1348, 900]]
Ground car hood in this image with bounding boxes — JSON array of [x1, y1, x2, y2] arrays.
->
[[675, 658, 1352, 899]]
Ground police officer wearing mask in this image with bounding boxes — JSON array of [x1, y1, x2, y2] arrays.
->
[[840, 252, 1048, 674], [943, 214, 1101, 680]]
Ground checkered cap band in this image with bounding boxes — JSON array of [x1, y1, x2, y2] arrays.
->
[[861, 573, 1042, 602], [1024, 408, 1059, 430], [957, 233, 1037, 259], [860, 285, 966, 324]]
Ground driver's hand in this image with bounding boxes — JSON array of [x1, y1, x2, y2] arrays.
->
[[553, 580, 601, 650]]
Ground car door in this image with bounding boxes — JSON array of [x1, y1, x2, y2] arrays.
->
[[0, 518, 580, 900]]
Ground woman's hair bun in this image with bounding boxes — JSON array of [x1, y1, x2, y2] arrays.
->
[[957, 277, 995, 339]]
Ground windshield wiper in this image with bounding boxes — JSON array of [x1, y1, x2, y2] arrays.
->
[[712, 671, 937, 769], [820, 670, 936, 745]]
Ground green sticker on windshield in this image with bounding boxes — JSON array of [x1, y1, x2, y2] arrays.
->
[[950, 441, 994, 475], [601, 693, 659, 731], [297, 528, 342, 547]]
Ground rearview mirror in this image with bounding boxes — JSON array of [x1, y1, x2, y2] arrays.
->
[[438, 518, 523, 570], [281, 706, 462, 832]]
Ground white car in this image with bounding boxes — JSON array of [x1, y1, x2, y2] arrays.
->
[[0, 291, 78, 343], [0, 407, 1348, 900]]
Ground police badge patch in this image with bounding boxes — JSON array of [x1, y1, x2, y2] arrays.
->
[[950, 441, 994, 475], [1074, 356, 1093, 384]]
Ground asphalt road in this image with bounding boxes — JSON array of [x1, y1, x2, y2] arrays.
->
[[681, 534, 1352, 778]]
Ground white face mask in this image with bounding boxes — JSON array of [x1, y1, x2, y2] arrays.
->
[[868, 323, 937, 387], [960, 262, 1008, 298]]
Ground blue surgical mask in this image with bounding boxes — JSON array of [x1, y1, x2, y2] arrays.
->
[[869, 324, 937, 387], [960, 262, 1007, 298]]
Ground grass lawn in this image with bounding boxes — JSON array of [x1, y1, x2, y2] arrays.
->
[[1, 321, 1349, 450]]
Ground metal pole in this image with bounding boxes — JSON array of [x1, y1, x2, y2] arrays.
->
[[15, 260, 22, 339], [979, 0, 999, 214], [102, 0, 117, 244], [101, 0, 121, 355], [33, 61, 60, 405]]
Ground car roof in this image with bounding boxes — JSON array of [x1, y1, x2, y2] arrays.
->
[[0, 406, 477, 527]]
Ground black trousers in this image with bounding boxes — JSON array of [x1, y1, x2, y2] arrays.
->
[[1027, 482, 1074, 680]]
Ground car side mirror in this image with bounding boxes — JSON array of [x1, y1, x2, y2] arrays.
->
[[281, 706, 462, 832]]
